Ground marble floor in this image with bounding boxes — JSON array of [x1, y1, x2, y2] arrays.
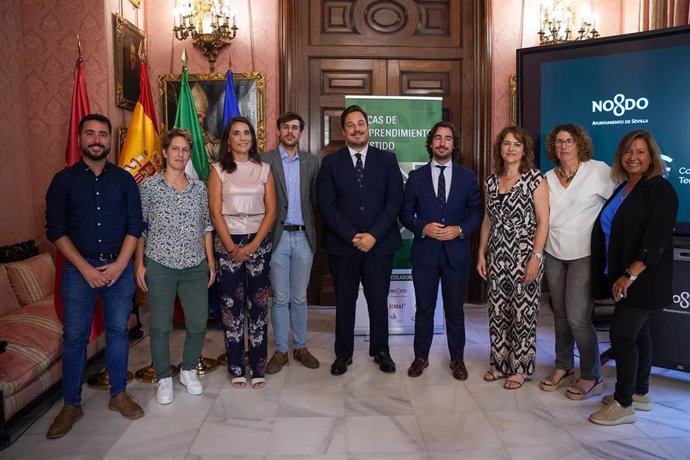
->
[[4, 303, 690, 459]]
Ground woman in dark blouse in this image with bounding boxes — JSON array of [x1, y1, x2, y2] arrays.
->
[[589, 130, 678, 426]]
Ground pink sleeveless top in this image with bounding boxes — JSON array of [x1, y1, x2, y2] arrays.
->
[[211, 160, 270, 234]]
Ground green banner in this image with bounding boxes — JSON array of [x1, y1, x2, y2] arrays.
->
[[345, 96, 442, 269]]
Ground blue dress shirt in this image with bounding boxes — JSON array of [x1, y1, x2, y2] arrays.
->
[[45, 159, 144, 256], [279, 145, 304, 226]]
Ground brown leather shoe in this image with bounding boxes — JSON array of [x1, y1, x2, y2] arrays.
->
[[293, 348, 320, 369], [407, 357, 429, 377], [266, 351, 289, 374], [450, 360, 468, 381], [47, 404, 83, 439], [108, 392, 144, 419]]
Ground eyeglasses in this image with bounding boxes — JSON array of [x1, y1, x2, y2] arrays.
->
[[554, 138, 575, 147], [281, 124, 301, 132]]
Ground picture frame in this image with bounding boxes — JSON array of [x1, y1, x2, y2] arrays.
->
[[158, 71, 266, 152], [509, 73, 517, 126], [117, 127, 128, 158], [113, 14, 145, 111]]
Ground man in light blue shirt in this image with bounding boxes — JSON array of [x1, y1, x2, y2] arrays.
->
[[262, 112, 321, 373]]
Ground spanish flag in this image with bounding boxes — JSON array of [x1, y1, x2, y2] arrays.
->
[[119, 56, 163, 183]]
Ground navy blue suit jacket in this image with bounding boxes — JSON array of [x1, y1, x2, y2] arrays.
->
[[400, 162, 482, 270], [317, 145, 403, 256]]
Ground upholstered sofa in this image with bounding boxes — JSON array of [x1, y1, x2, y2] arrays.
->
[[0, 250, 105, 445]]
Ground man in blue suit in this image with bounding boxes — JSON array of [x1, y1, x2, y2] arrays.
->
[[317, 105, 403, 375], [400, 121, 482, 380]]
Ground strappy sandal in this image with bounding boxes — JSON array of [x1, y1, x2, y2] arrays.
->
[[251, 377, 266, 389], [539, 369, 575, 392], [504, 374, 525, 390], [566, 378, 604, 400], [231, 376, 247, 389], [483, 369, 505, 382]]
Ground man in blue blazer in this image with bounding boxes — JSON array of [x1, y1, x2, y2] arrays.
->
[[400, 121, 482, 380], [317, 105, 403, 375]]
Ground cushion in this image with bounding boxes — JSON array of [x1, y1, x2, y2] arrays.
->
[[0, 296, 62, 397], [0, 265, 21, 317], [4, 253, 55, 306]]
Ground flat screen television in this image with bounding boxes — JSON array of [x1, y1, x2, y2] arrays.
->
[[517, 25, 690, 236]]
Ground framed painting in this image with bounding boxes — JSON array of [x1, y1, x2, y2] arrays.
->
[[158, 71, 266, 153], [113, 14, 145, 111]]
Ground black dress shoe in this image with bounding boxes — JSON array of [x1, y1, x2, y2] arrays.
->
[[450, 360, 468, 381], [373, 351, 396, 373], [330, 356, 352, 375]]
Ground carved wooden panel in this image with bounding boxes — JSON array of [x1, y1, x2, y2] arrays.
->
[[311, 0, 461, 48], [322, 1, 355, 33], [417, 1, 454, 36], [281, 0, 490, 304]]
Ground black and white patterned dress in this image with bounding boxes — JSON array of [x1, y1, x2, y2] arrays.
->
[[485, 168, 544, 377]]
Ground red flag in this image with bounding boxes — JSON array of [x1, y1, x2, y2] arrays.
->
[[55, 56, 105, 342], [64, 57, 90, 167]]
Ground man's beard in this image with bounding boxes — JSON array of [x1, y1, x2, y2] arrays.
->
[[81, 143, 111, 161], [280, 136, 298, 148]]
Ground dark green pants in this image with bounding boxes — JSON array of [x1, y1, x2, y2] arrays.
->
[[146, 257, 209, 379]]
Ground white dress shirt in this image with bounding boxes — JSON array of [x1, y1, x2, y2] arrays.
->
[[431, 158, 453, 197]]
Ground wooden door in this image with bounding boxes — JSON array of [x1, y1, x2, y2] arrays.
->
[[281, 0, 491, 305]]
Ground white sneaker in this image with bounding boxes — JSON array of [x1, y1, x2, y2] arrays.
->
[[156, 377, 174, 405], [180, 369, 203, 395]]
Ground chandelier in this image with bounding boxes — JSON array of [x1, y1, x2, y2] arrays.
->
[[173, 0, 237, 71], [538, 0, 600, 46]]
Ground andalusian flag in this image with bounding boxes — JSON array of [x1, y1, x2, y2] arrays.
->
[[119, 56, 163, 184], [175, 65, 208, 181], [222, 70, 241, 129]]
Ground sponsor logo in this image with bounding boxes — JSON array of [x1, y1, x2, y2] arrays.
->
[[674, 291, 690, 309], [389, 287, 407, 295], [592, 93, 649, 117], [388, 303, 404, 309]]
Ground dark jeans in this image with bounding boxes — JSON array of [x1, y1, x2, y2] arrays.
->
[[611, 303, 653, 407], [62, 259, 135, 404]]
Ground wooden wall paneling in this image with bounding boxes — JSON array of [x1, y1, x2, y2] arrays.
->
[[281, 0, 491, 304]]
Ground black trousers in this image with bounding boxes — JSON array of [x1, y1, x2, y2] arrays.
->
[[330, 252, 393, 359], [611, 303, 653, 407]]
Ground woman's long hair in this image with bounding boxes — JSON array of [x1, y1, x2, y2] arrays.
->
[[218, 116, 260, 173], [491, 125, 535, 176]]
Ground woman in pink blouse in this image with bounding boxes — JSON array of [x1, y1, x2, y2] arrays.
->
[[209, 116, 276, 389]]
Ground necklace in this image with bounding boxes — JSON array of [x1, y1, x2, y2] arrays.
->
[[557, 163, 579, 183]]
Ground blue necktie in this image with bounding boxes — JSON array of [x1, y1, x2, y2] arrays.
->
[[436, 165, 446, 205], [354, 153, 364, 188]]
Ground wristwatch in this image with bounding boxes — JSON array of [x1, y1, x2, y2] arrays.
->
[[531, 252, 543, 260], [624, 269, 638, 281], [457, 226, 464, 239]]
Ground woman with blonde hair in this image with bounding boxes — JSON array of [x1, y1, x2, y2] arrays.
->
[[589, 130, 677, 425]]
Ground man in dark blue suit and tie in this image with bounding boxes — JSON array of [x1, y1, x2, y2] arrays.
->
[[317, 105, 403, 375], [400, 121, 482, 380]]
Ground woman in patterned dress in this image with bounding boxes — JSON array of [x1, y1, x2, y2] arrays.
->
[[135, 128, 216, 405], [209, 116, 276, 389], [477, 126, 549, 390]]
